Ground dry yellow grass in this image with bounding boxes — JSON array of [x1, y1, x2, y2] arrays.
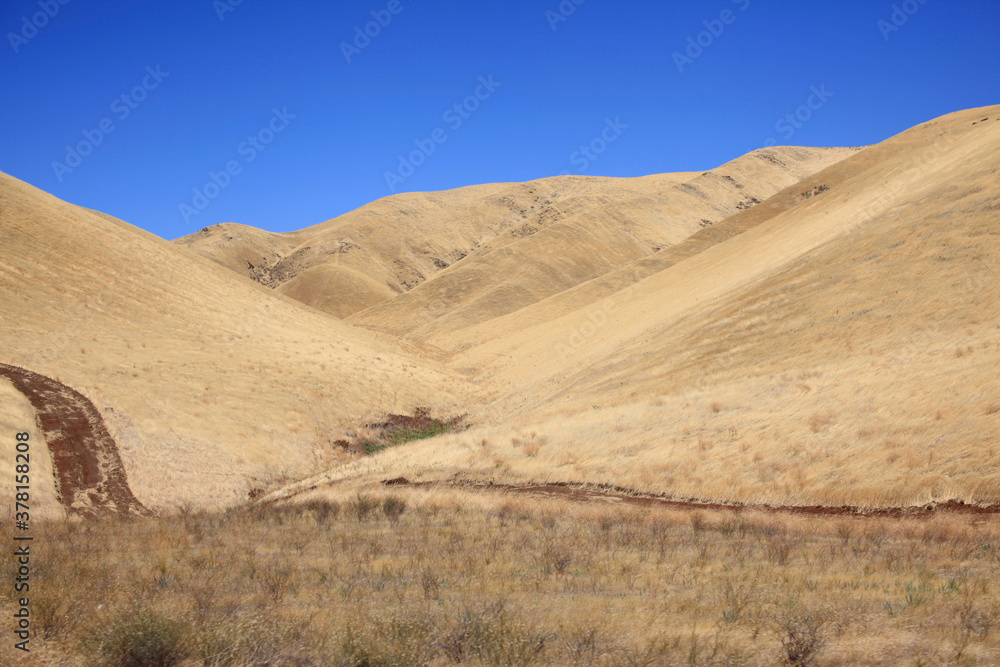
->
[[4, 490, 999, 665], [0, 378, 61, 520], [3, 105, 1000, 665], [8, 107, 997, 514], [304, 105, 1000, 510], [176, 149, 850, 329], [346, 148, 855, 339], [0, 172, 478, 512]]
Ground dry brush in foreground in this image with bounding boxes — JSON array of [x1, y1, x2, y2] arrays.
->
[[3, 489, 1000, 665]]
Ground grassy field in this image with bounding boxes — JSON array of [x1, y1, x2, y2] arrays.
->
[[5, 488, 999, 665]]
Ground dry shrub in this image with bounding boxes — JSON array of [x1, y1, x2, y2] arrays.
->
[[300, 498, 340, 524], [764, 531, 796, 566], [539, 542, 574, 575], [776, 606, 826, 666], [32, 584, 83, 640], [92, 609, 190, 667], [420, 568, 442, 600], [194, 612, 307, 665], [561, 628, 614, 666], [382, 494, 407, 522], [437, 602, 553, 666], [718, 573, 760, 623], [341, 610, 437, 666], [351, 493, 379, 521], [834, 520, 854, 544], [952, 598, 995, 660], [522, 433, 547, 457]]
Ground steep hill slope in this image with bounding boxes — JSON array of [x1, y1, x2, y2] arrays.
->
[[176, 149, 852, 326], [0, 173, 475, 511], [276, 105, 1000, 510], [347, 147, 856, 337], [430, 159, 863, 352]]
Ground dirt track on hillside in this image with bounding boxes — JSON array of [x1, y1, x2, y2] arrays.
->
[[1, 363, 151, 518], [381, 478, 1000, 519]]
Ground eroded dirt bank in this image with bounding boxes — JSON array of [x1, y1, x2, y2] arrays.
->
[[380, 478, 1000, 519], [0, 363, 151, 518]]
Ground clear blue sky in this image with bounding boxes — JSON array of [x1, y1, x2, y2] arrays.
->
[[2, 0, 998, 239]]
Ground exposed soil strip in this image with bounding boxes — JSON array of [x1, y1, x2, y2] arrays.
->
[[381, 478, 1000, 519], [0, 363, 151, 518]]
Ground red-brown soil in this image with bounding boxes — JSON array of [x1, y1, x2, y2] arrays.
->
[[0, 363, 151, 518], [381, 478, 1000, 519]]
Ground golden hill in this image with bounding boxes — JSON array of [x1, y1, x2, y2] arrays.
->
[[348, 147, 856, 338], [0, 173, 475, 514], [4, 105, 998, 516], [268, 105, 1000, 510], [176, 148, 853, 327]]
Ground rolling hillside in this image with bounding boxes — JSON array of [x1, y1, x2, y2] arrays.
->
[[269, 105, 1000, 510], [0, 173, 475, 513], [3, 105, 997, 516], [176, 148, 853, 328]]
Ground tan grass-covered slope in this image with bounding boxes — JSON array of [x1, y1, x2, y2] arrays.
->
[[347, 147, 856, 339], [176, 148, 852, 326], [272, 105, 1000, 510], [5, 105, 998, 516], [0, 174, 475, 511]]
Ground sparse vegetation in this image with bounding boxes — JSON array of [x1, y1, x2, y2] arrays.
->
[[360, 412, 464, 456], [384, 416, 461, 445], [4, 491, 1000, 665]]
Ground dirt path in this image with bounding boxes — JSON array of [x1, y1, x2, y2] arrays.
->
[[0, 363, 151, 518], [381, 478, 1000, 519]]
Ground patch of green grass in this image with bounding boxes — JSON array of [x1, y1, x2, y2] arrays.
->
[[363, 417, 462, 455], [385, 418, 458, 445], [362, 441, 387, 456]]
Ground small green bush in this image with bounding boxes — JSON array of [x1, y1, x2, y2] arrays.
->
[[382, 495, 407, 521], [351, 493, 379, 521], [362, 440, 386, 455], [95, 610, 190, 667]]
